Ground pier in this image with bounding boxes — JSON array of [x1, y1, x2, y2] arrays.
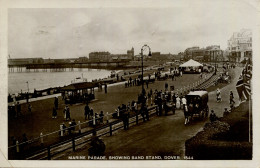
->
[[8, 61, 130, 72]]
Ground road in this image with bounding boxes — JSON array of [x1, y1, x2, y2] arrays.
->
[[57, 67, 242, 159]]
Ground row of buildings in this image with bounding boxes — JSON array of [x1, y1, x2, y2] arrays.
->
[[183, 45, 225, 62], [183, 29, 252, 63], [88, 47, 135, 62], [8, 29, 252, 66]]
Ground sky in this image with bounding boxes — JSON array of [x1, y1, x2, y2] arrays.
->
[[8, 0, 258, 59]]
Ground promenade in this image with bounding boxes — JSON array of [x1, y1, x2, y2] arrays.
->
[[56, 66, 242, 159], [8, 69, 206, 157]]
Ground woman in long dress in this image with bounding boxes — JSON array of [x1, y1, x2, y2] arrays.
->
[[63, 106, 67, 120], [216, 88, 222, 102], [176, 95, 181, 109]]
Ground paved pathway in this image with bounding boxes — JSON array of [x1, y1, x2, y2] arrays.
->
[[56, 67, 243, 160], [8, 72, 204, 152]]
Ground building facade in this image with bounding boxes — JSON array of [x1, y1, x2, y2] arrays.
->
[[89, 48, 134, 62], [151, 52, 174, 61], [227, 29, 252, 62], [89, 52, 111, 62], [183, 47, 201, 61], [127, 47, 134, 60], [204, 45, 224, 62], [184, 45, 224, 62]]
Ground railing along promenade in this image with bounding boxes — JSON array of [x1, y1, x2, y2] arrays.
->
[[8, 71, 218, 160]]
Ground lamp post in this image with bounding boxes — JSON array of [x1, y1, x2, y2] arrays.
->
[[26, 81, 29, 93], [140, 44, 152, 95], [214, 51, 217, 75], [26, 81, 29, 103]]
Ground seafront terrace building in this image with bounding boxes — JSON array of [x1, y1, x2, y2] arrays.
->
[[184, 45, 224, 62], [88, 47, 134, 62], [204, 45, 224, 62], [227, 29, 252, 62]]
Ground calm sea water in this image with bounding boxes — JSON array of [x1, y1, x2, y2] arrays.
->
[[8, 68, 112, 94]]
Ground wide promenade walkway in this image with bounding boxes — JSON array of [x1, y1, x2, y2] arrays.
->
[[8, 71, 205, 152], [56, 67, 243, 159]]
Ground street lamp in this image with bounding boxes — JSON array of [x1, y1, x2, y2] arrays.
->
[[140, 44, 152, 95], [214, 51, 217, 75], [26, 81, 29, 93], [26, 81, 29, 103]]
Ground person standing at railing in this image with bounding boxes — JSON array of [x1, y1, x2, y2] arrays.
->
[[68, 119, 76, 134], [99, 111, 104, 124], [66, 106, 71, 121], [157, 96, 163, 116], [52, 107, 57, 119], [60, 123, 66, 136], [90, 108, 94, 119], [122, 111, 129, 130], [63, 106, 67, 120], [54, 97, 58, 109], [144, 104, 149, 121], [84, 103, 90, 120]]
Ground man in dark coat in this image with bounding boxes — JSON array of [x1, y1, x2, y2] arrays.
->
[[104, 84, 107, 94], [99, 111, 104, 124], [84, 104, 90, 120], [52, 107, 57, 118], [54, 97, 58, 109], [66, 106, 71, 121], [210, 110, 217, 122], [143, 105, 149, 121], [122, 111, 129, 130]]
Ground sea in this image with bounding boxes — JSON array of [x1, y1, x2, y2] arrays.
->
[[8, 68, 112, 94]]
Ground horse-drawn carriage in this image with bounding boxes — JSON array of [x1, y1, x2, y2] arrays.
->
[[157, 72, 168, 80], [217, 72, 231, 84], [184, 90, 209, 124]]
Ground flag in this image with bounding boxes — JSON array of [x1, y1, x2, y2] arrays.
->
[[236, 62, 252, 102], [243, 82, 251, 99], [245, 63, 252, 80], [236, 77, 247, 102]]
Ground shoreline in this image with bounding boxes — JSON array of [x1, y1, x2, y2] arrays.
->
[[8, 64, 170, 103]]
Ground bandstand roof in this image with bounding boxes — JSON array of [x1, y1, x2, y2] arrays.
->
[[179, 59, 203, 67], [60, 82, 98, 91]]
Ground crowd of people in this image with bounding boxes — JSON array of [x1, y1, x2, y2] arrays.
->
[[9, 62, 242, 159], [8, 101, 32, 119], [84, 104, 105, 126]]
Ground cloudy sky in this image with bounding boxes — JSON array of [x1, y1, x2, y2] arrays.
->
[[8, 0, 257, 59]]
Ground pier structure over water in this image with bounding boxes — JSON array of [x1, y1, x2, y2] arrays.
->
[[8, 61, 129, 72]]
